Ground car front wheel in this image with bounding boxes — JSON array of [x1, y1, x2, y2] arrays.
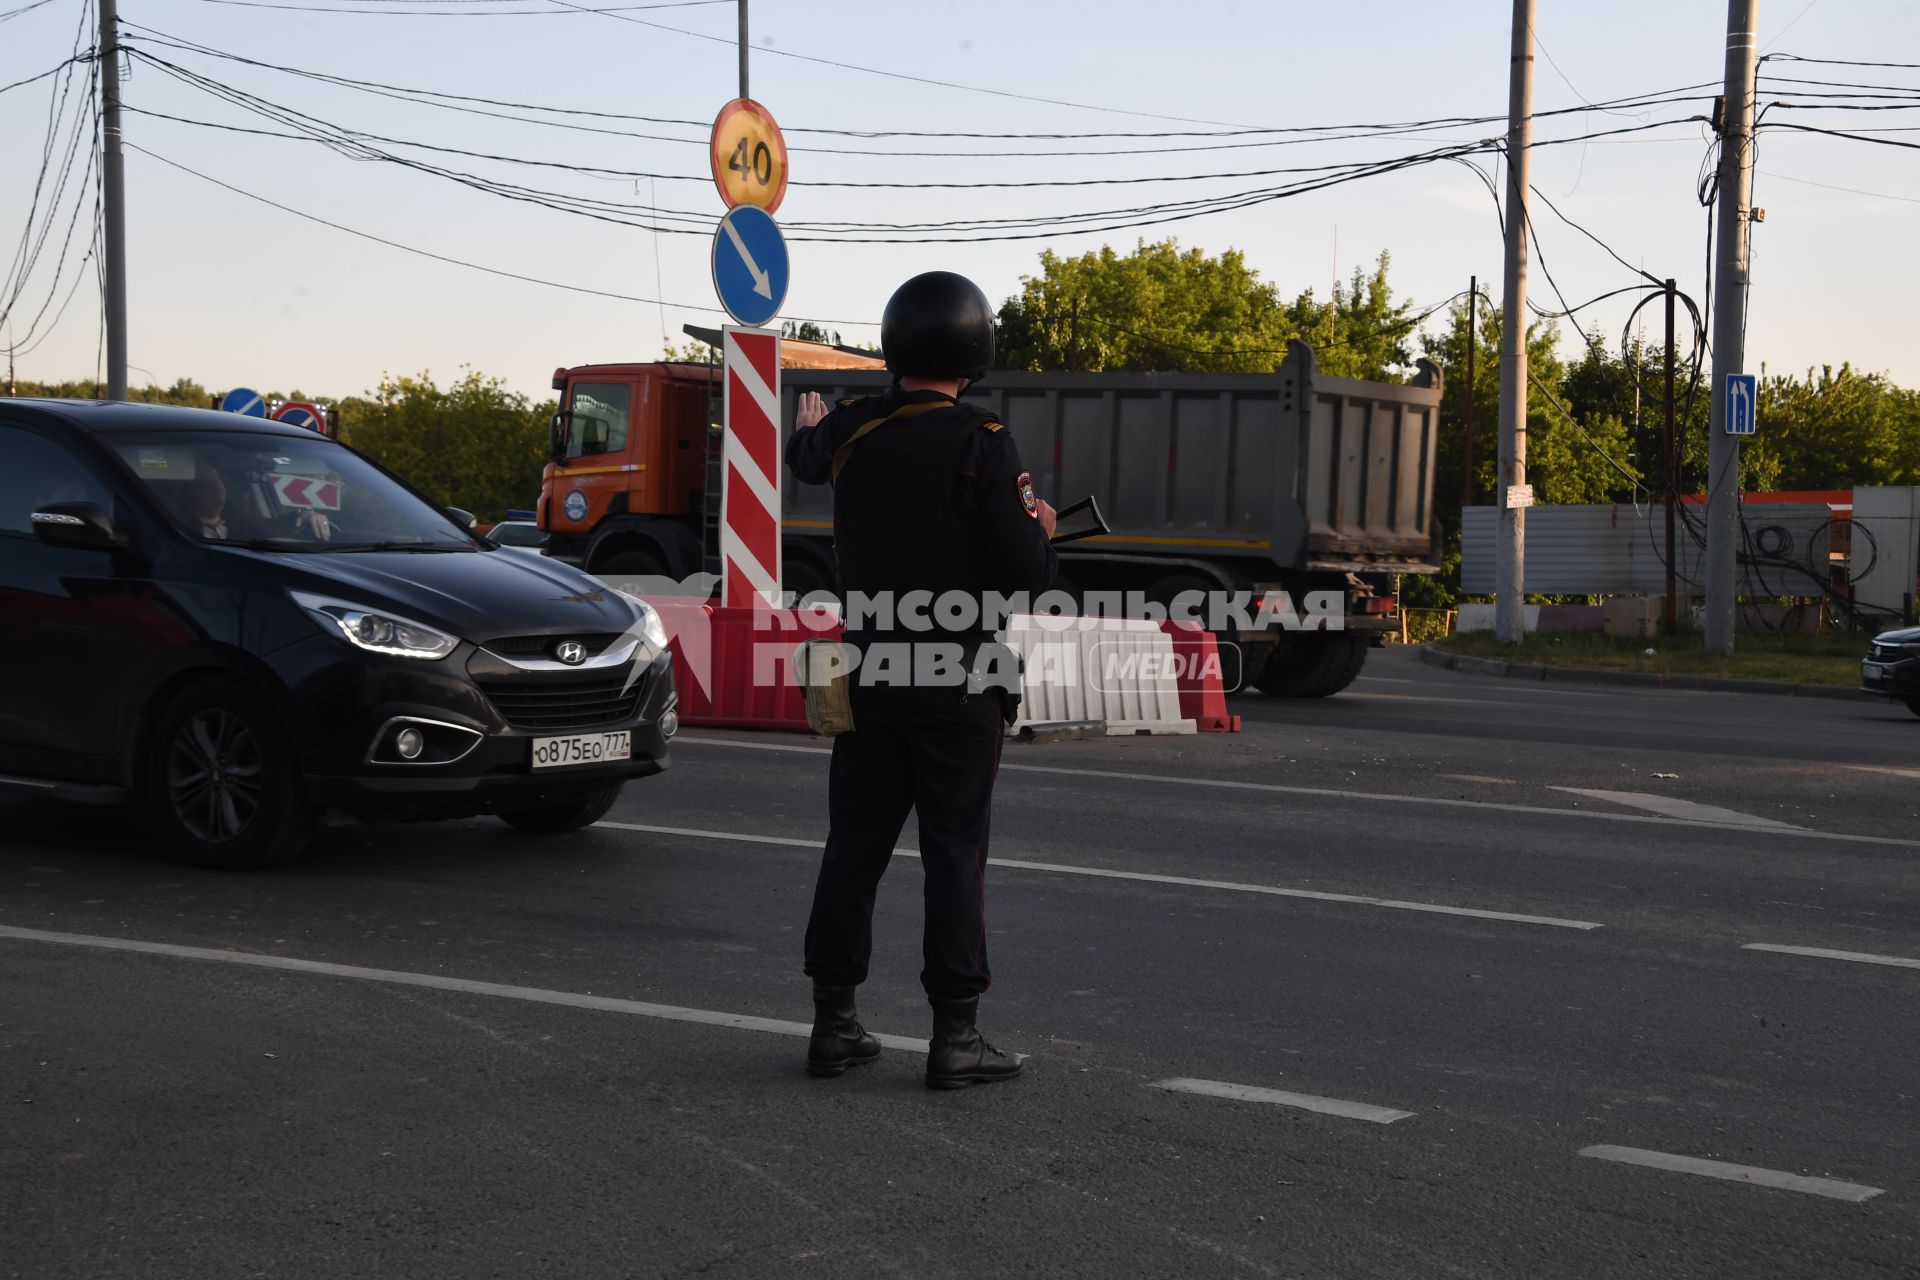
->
[[497, 783, 623, 833], [148, 679, 316, 870]]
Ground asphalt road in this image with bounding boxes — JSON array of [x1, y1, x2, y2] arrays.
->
[[4, 647, 1917, 1278]]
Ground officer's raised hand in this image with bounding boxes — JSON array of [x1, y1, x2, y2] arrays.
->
[[796, 392, 828, 429]]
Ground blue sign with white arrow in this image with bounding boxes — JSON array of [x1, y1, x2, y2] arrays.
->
[[220, 386, 268, 417], [710, 204, 789, 328], [1725, 373, 1757, 436]]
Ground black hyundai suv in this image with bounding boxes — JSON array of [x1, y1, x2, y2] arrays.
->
[[0, 399, 679, 868]]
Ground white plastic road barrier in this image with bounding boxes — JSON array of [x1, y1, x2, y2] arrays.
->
[[1004, 615, 1195, 736]]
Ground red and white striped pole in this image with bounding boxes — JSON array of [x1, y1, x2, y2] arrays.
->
[[721, 326, 783, 609]]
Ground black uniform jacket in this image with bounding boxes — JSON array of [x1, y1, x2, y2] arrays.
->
[[786, 387, 1057, 643]]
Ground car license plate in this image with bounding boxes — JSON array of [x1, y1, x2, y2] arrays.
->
[[531, 731, 631, 769], [1863, 663, 1888, 683]]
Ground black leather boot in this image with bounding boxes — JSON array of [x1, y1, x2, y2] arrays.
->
[[925, 996, 1023, 1089], [806, 983, 881, 1078]]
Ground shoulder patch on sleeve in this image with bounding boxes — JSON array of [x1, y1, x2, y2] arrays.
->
[[1017, 470, 1038, 517], [838, 398, 858, 408], [980, 419, 1005, 433]]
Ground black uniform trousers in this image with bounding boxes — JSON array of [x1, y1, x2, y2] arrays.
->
[[803, 678, 1005, 1000]]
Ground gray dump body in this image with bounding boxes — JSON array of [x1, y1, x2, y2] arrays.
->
[[779, 340, 1443, 575]]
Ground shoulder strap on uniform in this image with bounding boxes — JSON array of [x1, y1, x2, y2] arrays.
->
[[829, 399, 947, 482]]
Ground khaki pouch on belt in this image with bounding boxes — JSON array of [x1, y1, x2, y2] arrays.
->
[[795, 638, 857, 737]]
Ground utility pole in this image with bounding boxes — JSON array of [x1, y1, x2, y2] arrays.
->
[[1664, 278, 1678, 637], [737, 0, 749, 98], [100, 0, 128, 400], [1495, 0, 1534, 645], [1705, 0, 1758, 655], [1463, 274, 1478, 507]]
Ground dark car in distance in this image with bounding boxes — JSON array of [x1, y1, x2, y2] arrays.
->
[[1860, 625, 1920, 717], [0, 400, 679, 868]]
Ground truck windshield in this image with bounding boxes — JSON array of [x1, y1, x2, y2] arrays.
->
[[566, 383, 631, 460], [110, 431, 478, 552]]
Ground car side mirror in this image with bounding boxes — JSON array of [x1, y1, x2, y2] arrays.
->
[[445, 507, 478, 531], [31, 502, 119, 550]]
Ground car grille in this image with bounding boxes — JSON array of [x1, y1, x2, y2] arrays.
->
[[1869, 643, 1907, 664], [478, 669, 646, 730], [486, 632, 624, 660]]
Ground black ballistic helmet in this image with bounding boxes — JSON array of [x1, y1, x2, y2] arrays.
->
[[880, 271, 996, 379]]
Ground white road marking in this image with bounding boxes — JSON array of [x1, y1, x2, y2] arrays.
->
[[1743, 943, 1920, 971], [1550, 788, 1802, 831], [1437, 773, 1514, 785], [0, 923, 928, 1053], [672, 737, 1920, 850], [596, 821, 1603, 930], [1577, 1145, 1884, 1202], [1151, 1078, 1415, 1124], [1844, 764, 1920, 781]]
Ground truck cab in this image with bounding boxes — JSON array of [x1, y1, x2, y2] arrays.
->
[[540, 362, 717, 580]]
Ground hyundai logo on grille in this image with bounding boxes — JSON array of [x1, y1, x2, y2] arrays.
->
[[554, 640, 587, 666]]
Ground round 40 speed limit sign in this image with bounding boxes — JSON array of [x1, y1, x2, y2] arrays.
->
[[710, 97, 789, 214]]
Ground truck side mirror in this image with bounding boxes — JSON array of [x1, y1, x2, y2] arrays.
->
[[549, 410, 571, 463], [31, 502, 120, 550]]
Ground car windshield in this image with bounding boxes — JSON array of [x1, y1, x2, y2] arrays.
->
[[489, 522, 545, 547], [110, 431, 477, 552]]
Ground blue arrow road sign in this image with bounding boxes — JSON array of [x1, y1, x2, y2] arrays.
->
[[220, 387, 267, 417], [710, 204, 789, 328], [276, 406, 321, 432], [1725, 373, 1757, 436]]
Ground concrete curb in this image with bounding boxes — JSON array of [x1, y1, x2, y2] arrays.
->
[[1416, 644, 1873, 702]]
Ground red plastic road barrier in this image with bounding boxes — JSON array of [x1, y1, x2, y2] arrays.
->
[[654, 600, 840, 733], [1157, 620, 1240, 732]]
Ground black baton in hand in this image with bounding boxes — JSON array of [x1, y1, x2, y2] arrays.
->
[[1049, 495, 1111, 545]]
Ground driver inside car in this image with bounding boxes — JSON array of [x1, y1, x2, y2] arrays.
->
[[183, 466, 332, 543]]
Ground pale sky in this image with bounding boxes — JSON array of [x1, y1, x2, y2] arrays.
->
[[2, 0, 1915, 401]]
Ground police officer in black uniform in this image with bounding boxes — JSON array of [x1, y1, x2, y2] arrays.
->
[[786, 270, 1057, 1088]]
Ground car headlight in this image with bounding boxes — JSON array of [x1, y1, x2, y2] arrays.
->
[[614, 590, 670, 652], [291, 590, 459, 660]]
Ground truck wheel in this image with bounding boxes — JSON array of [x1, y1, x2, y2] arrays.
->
[[1253, 634, 1368, 698], [498, 784, 624, 833], [599, 549, 665, 577], [147, 678, 316, 870]]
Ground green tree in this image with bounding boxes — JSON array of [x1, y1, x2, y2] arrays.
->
[[780, 320, 839, 344], [997, 240, 1416, 380], [337, 369, 551, 523], [1746, 364, 1920, 491], [997, 239, 1299, 374], [1284, 254, 1418, 380]]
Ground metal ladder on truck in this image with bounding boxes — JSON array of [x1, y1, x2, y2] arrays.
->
[[699, 352, 725, 581]]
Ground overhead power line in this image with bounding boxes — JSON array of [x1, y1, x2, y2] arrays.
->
[[121, 141, 873, 327], [121, 25, 1719, 146], [0, 0, 63, 22], [184, 0, 729, 12], [1761, 120, 1920, 151], [1766, 52, 1920, 70]]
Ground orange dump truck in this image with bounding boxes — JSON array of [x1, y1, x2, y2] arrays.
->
[[539, 337, 1441, 696]]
